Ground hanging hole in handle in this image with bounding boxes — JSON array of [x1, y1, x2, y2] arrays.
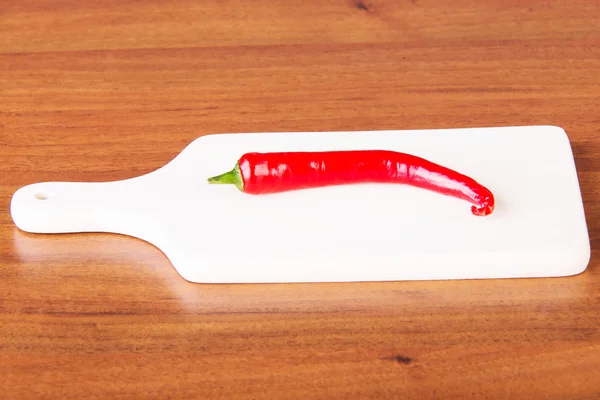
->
[[35, 192, 48, 200]]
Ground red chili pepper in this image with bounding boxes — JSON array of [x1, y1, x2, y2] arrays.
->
[[207, 150, 495, 216]]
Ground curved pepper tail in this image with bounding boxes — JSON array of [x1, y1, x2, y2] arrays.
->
[[470, 194, 495, 216]]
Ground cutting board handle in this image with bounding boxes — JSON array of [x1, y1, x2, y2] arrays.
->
[[10, 180, 143, 235]]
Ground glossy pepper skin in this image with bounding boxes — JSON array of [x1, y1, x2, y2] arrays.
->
[[207, 150, 495, 216]]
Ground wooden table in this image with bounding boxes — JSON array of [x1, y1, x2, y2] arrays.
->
[[2, 1, 599, 398]]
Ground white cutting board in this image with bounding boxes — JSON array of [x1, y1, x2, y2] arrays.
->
[[10, 125, 591, 283]]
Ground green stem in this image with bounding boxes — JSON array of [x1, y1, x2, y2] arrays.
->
[[207, 162, 244, 192]]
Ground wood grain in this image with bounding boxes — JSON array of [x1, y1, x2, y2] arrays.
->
[[1, 0, 599, 398]]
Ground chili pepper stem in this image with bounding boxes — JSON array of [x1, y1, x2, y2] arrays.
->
[[207, 162, 244, 192]]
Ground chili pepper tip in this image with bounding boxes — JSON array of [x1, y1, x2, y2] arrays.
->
[[471, 203, 494, 216]]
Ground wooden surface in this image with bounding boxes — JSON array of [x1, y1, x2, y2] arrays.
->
[[1, 1, 599, 398]]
